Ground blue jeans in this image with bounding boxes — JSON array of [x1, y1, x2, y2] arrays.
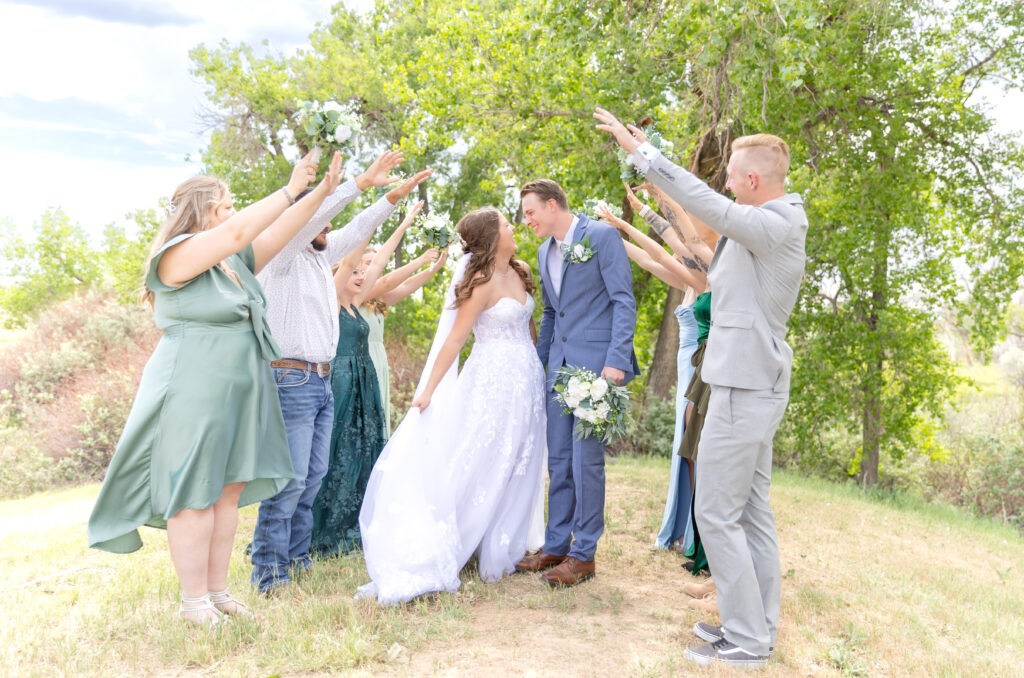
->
[[251, 366, 333, 592]]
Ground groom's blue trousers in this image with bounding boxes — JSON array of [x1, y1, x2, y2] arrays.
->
[[543, 391, 606, 561]]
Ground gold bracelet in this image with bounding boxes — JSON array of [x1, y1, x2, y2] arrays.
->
[[282, 187, 296, 205]]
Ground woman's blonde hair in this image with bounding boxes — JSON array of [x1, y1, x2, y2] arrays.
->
[[356, 247, 389, 316], [140, 176, 233, 306]]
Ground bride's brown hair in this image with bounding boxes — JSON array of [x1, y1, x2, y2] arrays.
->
[[452, 207, 534, 308]]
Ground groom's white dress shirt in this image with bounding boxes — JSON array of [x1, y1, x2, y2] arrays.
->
[[545, 215, 578, 297], [257, 179, 395, 364]]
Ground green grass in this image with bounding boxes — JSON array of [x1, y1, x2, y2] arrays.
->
[[3, 457, 1024, 676]]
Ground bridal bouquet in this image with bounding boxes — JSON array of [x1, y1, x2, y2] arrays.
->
[[582, 198, 612, 219], [418, 211, 457, 248], [553, 365, 629, 442], [620, 129, 674, 183], [293, 99, 362, 159]]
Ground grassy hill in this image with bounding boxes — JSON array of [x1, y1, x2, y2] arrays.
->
[[3, 457, 1022, 676]]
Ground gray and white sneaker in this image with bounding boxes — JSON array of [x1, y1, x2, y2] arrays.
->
[[684, 638, 770, 668], [693, 623, 774, 651], [694, 621, 724, 642]]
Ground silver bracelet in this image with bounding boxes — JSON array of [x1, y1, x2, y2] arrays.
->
[[281, 187, 296, 205], [640, 205, 653, 219]]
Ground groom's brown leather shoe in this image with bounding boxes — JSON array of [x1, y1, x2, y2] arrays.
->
[[540, 557, 595, 587], [515, 550, 567, 572]]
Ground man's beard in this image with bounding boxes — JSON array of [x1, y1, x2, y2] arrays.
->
[[311, 238, 327, 252]]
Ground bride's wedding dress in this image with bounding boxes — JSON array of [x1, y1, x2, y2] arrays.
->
[[356, 255, 547, 605]]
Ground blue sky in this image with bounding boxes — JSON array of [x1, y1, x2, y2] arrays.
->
[[0, 0, 1021, 243], [0, 0, 361, 239]]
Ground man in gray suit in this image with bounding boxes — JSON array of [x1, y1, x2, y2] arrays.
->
[[595, 108, 807, 668]]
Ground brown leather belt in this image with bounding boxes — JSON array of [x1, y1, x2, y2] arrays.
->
[[270, 359, 331, 378]]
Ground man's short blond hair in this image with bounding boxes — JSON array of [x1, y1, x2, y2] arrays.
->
[[731, 134, 790, 184]]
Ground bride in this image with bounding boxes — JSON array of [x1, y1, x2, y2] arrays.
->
[[356, 207, 547, 605]]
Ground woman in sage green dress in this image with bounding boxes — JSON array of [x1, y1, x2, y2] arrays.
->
[[309, 203, 424, 554], [356, 244, 448, 435], [87, 151, 342, 626]]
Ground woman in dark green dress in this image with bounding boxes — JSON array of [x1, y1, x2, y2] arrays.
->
[[88, 152, 342, 626], [309, 202, 422, 555]]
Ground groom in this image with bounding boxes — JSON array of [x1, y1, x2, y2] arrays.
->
[[516, 179, 639, 587]]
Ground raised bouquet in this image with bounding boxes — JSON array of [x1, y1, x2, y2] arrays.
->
[[620, 129, 674, 183], [553, 365, 630, 443], [293, 99, 362, 161], [582, 198, 613, 219], [418, 211, 457, 248]]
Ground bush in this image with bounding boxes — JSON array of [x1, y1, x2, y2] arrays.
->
[[0, 291, 158, 497], [613, 389, 677, 457]]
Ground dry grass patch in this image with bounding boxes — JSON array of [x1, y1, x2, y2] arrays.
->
[[2, 458, 1023, 676]]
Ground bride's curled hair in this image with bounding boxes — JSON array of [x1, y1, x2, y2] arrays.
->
[[452, 207, 534, 308]]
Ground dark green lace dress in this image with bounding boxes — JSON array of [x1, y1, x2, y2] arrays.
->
[[309, 305, 387, 556]]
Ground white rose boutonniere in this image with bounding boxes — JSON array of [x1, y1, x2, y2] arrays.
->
[[561, 234, 596, 264]]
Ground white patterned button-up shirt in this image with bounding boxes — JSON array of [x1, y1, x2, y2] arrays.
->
[[257, 179, 396, 363]]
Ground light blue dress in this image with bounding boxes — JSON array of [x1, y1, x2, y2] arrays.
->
[[655, 302, 699, 549]]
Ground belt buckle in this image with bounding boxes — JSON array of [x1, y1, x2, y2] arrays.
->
[[317, 363, 329, 378]]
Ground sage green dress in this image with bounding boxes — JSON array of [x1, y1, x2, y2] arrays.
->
[[358, 306, 391, 435], [87, 233, 294, 554]]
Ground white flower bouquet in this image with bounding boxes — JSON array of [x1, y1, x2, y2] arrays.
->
[[553, 365, 630, 442], [293, 99, 362, 160], [620, 129, 674, 183], [418, 211, 457, 249], [582, 198, 612, 219]]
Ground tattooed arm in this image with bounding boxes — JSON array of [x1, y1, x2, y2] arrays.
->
[[643, 181, 716, 266], [597, 204, 707, 291]]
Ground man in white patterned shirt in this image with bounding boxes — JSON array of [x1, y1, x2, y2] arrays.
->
[[251, 150, 432, 593]]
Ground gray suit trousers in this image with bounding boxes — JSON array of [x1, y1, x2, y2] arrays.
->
[[695, 385, 788, 655]]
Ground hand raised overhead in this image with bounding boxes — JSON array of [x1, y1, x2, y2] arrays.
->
[[593, 108, 649, 153], [356, 150, 406, 190], [386, 168, 433, 205]]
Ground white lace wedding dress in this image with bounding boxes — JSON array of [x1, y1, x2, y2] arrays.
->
[[356, 260, 547, 605]]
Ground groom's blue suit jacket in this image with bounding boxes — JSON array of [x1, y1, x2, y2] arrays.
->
[[536, 214, 640, 389]]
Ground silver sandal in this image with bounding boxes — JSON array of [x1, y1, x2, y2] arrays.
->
[[208, 588, 253, 618], [179, 593, 224, 627]]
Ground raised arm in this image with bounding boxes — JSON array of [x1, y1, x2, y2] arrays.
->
[[409, 278, 491, 411], [367, 245, 439, 300], [622, 241, 688, 291], [597, 204, 706, 291], [594, 107, 795, 257], [158, 151, 334, 287], [643, 180, 716, 262], [324, 168, 434, 265], [351, 202, 423, 307], [627, 182, 714, 269], [379, 249, 447, 306]]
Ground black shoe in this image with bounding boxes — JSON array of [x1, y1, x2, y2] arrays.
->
[[684, 638, 770, 668]]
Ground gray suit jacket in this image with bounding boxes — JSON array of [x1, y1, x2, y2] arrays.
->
[[646, 154, 807, 393]]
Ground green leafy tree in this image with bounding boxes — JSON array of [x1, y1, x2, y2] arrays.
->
[[0, 209, 103, 327]]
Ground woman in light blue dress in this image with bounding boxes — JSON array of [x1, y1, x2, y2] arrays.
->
[[655, 297, 700, 548]]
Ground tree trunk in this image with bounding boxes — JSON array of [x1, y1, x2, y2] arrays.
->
[[860, 360, 882, 488], [859, 205, 889, 488], [646, 286, 683, 400]]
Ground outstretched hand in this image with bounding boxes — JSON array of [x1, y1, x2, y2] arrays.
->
[[314, 151, 344, 197], [356, 150, 405, 190], [398, 200, 425, 229], [286, 150, 318, 197], [623, 182, 646, 212], [429, 248, 448, 273], [386, 168, 433, 205], [596, 203, 629, 232], [593, 108, 648, 153]]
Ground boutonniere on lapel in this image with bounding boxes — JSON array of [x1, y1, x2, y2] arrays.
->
[[561, 235, 596, 264]]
